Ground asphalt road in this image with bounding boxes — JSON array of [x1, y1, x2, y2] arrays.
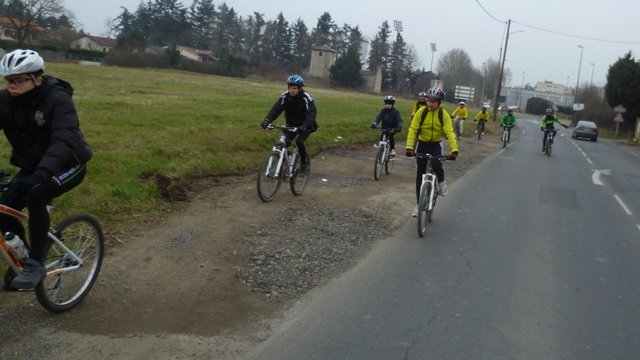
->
[[245, 115, 640, 360]]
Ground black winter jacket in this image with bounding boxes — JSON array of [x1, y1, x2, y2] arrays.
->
[[266, 90, 318, 131], [0, 76, 92, 173]]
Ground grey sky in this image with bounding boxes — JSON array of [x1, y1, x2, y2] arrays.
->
[[64, 0, 639, 88]]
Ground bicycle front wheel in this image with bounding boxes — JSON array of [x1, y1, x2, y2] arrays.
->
[[374, 145, 384, 180], [417, 181, 432, 237], [35, 213, 104, 313], [545, 139, 552, 156], [502, 131, 508, 148], [257, 151, 284, 202], [290, 152, 310, 195]]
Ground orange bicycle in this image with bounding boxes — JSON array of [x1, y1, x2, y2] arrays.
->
[[0, 176, 104, 312]]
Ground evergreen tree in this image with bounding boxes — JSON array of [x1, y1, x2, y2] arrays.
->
[[291, 18, 311, 70], [367, 21, 391, 90], [311, 12, 336, 47], [329, 45, 363, 88], [189, 0, 216, 49], [605, 51, 640, 130], [243, 12, 265, 63]]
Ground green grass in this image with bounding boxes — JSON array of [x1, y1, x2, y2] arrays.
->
[[2, 64, 473, 229]]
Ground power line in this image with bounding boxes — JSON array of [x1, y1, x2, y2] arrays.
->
[[474, 0, 504, 23], [512, 20, 640, 45], [474, 0, 640, 45]]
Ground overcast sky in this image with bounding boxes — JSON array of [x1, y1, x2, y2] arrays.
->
[[64, 0, 639, 88]]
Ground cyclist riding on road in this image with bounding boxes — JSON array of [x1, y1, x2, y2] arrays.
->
[[539, 108, 568, 151], [451, 101, 468, 136], [405, 86, 458, 217], [370, 95, 403, 157], [474, 106, 490, 135], [261, 75, 318, 172], [500, 108, 517, 141]]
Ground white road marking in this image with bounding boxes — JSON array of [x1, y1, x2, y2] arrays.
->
[[613, 194, 633, 215], [592, 169, 611, 186]]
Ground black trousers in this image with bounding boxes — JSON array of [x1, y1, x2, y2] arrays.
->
[[0, 164, 86, 261], [285, 130, 311, 163]]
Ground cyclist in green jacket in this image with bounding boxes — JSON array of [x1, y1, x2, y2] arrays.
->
[[539, 108, 568, 151], [500, 108, 516, 142]]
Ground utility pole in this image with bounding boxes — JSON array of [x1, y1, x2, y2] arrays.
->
[[492, 19, 511, 121]]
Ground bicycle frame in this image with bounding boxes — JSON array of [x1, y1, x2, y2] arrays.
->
[[264, 125, 299, 179], [0, 204, 82, 277]]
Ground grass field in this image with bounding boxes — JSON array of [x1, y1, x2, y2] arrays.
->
[[0, 63, 501, 229]]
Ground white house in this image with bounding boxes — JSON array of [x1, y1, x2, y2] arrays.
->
[[70, 35, 117, 52]]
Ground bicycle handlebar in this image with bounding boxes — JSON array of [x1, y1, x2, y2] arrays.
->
[[266, 124, 299, 133], [415, 153, 447, 161]]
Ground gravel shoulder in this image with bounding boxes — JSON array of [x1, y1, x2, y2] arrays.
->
[[1, 133, 505, 360]]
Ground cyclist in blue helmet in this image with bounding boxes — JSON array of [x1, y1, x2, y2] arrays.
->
[[261, 75, 317, 171]]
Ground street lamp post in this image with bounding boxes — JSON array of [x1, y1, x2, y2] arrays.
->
[[430, 43, 437, 72], [519, 71, 525, 109], [590, 63, 595, 85], [481, 62, 486, 101], [574, 45, 584, 125]]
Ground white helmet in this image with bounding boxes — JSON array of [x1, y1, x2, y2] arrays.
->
[[1, 49, 45, 76], [459, 101, 466, 106]]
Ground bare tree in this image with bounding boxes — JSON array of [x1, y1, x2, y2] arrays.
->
[[0, 0, 64, 46]]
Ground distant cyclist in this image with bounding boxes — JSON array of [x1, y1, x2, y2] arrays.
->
[[370, 95, 403, 157], [539, 108, 568, 151], [410, 91, 428, 118], [451, 101, 468, 136], [405, 87, 458, 217], [500, 108, 517, 142], [474, 106, 490, 135], [261, 75, 317, 171]]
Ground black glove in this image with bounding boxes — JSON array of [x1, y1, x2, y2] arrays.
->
[[7, 168, 51, 195], [260, 119, 270, 129], [563, 124, 569, 129], [540, 127, 545, 131], [297, 125, 309, 133], [370, 123, 377, 129], [446, 151, 458, 161]]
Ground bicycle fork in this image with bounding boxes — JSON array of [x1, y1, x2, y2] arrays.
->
[[422, 173, 437, 211]]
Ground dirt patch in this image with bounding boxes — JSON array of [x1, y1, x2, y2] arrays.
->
[[0, 134, 503, 360]]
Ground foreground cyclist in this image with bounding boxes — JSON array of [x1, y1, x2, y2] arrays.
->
[[370, 95, 403, 157], [540, 108, 568, 151], [0, 49, 93, 289], [261, 75, 317, 172], [405, 87, 458, 217]]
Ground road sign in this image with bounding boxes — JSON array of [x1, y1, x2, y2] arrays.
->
[[614, 105, 626, 113], [454, 85, 475, 101], [573, 103, 584, 111], [614, 113, 624, 123]]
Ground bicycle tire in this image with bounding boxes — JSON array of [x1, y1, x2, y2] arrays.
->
[[290, 152, 310, 195], [2, 267, 17, 291], [417, 181, 432, 237], [35, 213, 104, 313], [257, 151, 284, 202], [374, 145, 384, 180], [545, 138, 552, 156], [384, 147, 394, 175], [502, 130, 508, 148]]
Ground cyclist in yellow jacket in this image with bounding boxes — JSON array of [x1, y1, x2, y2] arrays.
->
[[451, 101, 468, 137], [405, 86, 459, 217], [410, 91, 427, 118], [474, 106, 490, 135]]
